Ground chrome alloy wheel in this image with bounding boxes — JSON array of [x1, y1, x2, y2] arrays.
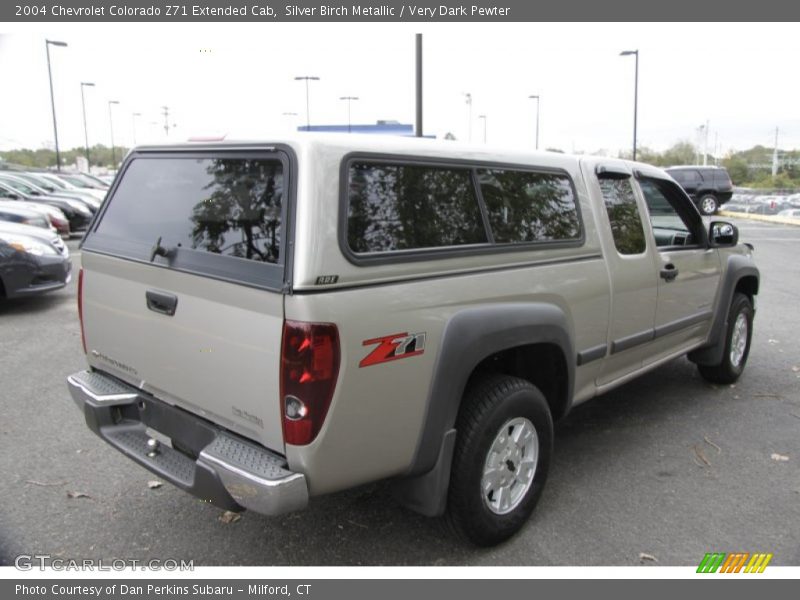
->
[[730, 312, 749, 367], [702, 197, 717, 214], [481, 417, 539, 515]]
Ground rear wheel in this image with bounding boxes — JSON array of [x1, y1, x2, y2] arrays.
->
[[444, 374, 553, 546], [697, 293, 753, 384], [699, 194, 719, 215]]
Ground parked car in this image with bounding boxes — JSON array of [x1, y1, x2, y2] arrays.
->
[[37, 173, 106, 202], [76, 172, 111, 189], [750, 202, 787, 215], [68, 137, 759, 546], [777, 208, 800, 218], [10, 172, 62, 194], [0, 180, 92, 234], [720, 203, 749, 214], [0, 203, 53, 231], [0, 173, 101, 211], [9, 171, 72, 194], [0, 198, 70, 238], [6, 171, 102, 208], [60, 172, 109, 190], [0, 221, 71, 299], [665, 166, 734, 215], [42, 208, 71, 238]]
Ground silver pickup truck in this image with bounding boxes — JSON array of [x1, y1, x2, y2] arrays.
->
[[68, 136, 759, 546]]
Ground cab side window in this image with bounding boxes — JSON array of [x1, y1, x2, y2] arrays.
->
[[638, 177, 703, 248], [598, 176, 646, 255], [686, 170, 702, 184], [670, 170, 686, 184]]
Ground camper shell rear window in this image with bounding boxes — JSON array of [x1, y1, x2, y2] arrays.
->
[[83, 149, 292, 291]]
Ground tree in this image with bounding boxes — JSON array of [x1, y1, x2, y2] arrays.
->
[[0, 144, 129, 169], [659, 141, 697, 167], [623, 146, 659, 164], [722, 156, 749, 185], [190, 158, 283, 263]]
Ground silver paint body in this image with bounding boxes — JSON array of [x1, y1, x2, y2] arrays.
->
[[79, 135, 754, 497]]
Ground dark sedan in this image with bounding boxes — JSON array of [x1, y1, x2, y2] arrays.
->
[[0, 221, 71, 299], [0, 204, 52, 230]]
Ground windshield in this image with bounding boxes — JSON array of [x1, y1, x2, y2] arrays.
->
[[80, 173, 110, 187], [42, 175, 67, 189], [58, 174, 92, 188], [0, 177, 38, 195], [16, 174, 55, 191]]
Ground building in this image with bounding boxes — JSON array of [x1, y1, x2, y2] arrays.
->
[[298, 120, 417, 136]]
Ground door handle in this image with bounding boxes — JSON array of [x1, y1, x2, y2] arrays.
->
[[660, 264, 679, 282], [146, 290, 178, 316]]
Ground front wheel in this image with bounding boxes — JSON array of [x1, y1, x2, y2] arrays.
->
[[444, 374, 553, 546], [697, 293, 754, 384], [699, 194, 719, 215]]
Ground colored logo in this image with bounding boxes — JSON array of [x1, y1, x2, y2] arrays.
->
[[697, 552, 773, 573], [359, 332, 426, 368]]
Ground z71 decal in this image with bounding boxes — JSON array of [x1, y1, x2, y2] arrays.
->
[[359, 332, 427, 368]]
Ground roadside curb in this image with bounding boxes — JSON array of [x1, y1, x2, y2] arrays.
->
[[718, 210, 800, 227]]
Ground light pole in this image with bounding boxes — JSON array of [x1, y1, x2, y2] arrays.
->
[[694, 124, 705, 164], [528, 95, 540, 150], [339, 96, 359, 133], [620, 49, 639, 161], [161, 106, 173, 137], [45, 39, 68, 171], [132, 112, 141, 145], [80, 81, 95, 166], [415, 33, 423, 137], [294, 76, 320, 130], [463, 93, 472, 142], [478, 115, 487, 143], [108, 100, 120, 168]]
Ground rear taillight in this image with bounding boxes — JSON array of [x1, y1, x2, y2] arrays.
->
[[280, 320, 340, 446], [77, 268, 87, 354]]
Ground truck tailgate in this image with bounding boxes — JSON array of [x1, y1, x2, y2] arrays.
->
[[78, 149, 291, 452], [81, 251, 285, 451]]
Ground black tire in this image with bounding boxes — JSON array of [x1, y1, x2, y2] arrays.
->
[[697, 293, 754, 384], [444, 374, 553, 547], [698, 194, 719, 215]]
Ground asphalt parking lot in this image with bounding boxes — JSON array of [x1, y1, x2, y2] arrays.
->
[[1, 217, 798, 567]]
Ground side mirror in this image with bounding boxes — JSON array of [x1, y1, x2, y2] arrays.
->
[[709, 221, 738, 247]]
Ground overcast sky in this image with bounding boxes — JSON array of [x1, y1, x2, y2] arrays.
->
[[2, 22, 799, 156]]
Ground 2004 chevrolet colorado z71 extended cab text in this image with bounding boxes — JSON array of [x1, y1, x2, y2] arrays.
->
[[68, 135, 759, 546]]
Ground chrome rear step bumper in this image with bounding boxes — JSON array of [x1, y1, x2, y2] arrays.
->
[[67, 369, 308, 516]]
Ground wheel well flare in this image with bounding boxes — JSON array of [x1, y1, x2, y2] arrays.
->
[[473, 343, 569, 421]]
